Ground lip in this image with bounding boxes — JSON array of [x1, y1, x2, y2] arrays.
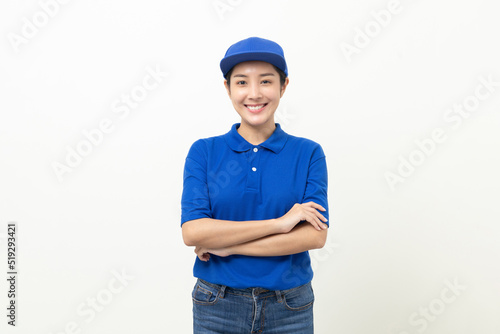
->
[[245, 103, 268, 113]]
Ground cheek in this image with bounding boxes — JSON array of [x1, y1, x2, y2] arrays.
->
[[230, 92, 246, 105], [230, 97, 245, 112], [264, 87, 281, 100]]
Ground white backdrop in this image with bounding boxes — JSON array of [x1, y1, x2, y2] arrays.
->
[[1, 0, 499, 333]]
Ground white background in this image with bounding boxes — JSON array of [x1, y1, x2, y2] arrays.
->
[[1, 0, 499, 333]]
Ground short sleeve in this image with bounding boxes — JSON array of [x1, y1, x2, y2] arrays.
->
[[301, 144, 329, 225], [180, 140, 212, 226]]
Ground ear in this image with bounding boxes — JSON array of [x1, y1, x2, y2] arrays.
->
[[280, 77, 290, 98], [224, 79, 231, 97]]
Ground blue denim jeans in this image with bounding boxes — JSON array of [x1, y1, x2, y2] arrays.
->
[[192, 278, 314, 334]]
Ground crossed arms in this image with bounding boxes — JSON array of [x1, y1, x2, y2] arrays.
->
[[182, 202, 328, 261]]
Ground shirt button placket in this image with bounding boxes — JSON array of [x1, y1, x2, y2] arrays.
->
[[246, 147, 260, 191], [252, 147, 258, 172]]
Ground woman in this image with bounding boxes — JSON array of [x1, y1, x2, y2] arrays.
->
[[181, 36, 329, 334]]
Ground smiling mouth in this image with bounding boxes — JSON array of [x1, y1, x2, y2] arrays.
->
[[245, 103, 268, 113]]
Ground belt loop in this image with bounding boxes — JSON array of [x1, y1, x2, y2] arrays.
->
[[219, 285, 226, 299], [275, 290, 283, 303]]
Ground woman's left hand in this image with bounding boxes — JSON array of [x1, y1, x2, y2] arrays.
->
[[195, 246, 232, 262]]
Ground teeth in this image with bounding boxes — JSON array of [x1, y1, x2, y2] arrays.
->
[[247, 104, 265, 111]]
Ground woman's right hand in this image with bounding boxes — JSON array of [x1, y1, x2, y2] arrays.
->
[[277, 201, 328, 233]]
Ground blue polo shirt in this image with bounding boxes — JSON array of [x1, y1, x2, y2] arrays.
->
[[181, 123, 328, 290]]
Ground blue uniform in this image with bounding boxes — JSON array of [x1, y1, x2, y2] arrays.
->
[[181, 123, 329, 290]]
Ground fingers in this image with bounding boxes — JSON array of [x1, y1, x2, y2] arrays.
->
[[280, 201, 329, 233], [307, 207, 328, 223], [303, 205, 328, 230], [195, 246, 210, 262], [304, 211, 328, 230], [304, 204, 328, 221], [306, 201, 327, 212]]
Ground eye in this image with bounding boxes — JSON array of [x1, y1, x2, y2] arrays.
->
[[236, 80, 246, 85], [261, 80, 271, 84]]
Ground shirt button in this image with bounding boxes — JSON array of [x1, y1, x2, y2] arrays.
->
[[253, 147, 258, 152], [252, 167, 257, 172]]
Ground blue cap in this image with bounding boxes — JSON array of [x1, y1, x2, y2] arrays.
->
[[220, 37, 288, 78]]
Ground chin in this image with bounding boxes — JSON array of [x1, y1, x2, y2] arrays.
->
[[243, 116, 273, 127]]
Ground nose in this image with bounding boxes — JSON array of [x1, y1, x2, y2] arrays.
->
[[248, 82, 262, 100]]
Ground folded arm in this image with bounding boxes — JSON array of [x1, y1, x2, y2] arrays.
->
[[182, 217, 282, 249], [195, 222, 327, 261], [183, 202, 328, 250]]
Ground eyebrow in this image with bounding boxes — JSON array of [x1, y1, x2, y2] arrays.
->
[[232, 73, 276, 78]]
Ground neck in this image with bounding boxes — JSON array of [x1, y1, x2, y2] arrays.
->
[[237, 121, 276, 145]]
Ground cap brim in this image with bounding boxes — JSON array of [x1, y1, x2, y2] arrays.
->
[[220, 52, 287, 78]]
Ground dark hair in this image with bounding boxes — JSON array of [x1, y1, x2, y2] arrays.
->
[[225, 65, 287, 89]]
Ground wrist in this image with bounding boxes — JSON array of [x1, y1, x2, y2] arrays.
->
[[271, 218, 286, 234]]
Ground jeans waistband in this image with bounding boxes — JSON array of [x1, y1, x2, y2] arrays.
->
[[198, 278, 310, 301]]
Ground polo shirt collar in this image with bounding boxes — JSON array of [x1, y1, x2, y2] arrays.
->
[[224, 123, 288, 154]]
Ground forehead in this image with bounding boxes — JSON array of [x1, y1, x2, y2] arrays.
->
[[231, 61, 277, 76]]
